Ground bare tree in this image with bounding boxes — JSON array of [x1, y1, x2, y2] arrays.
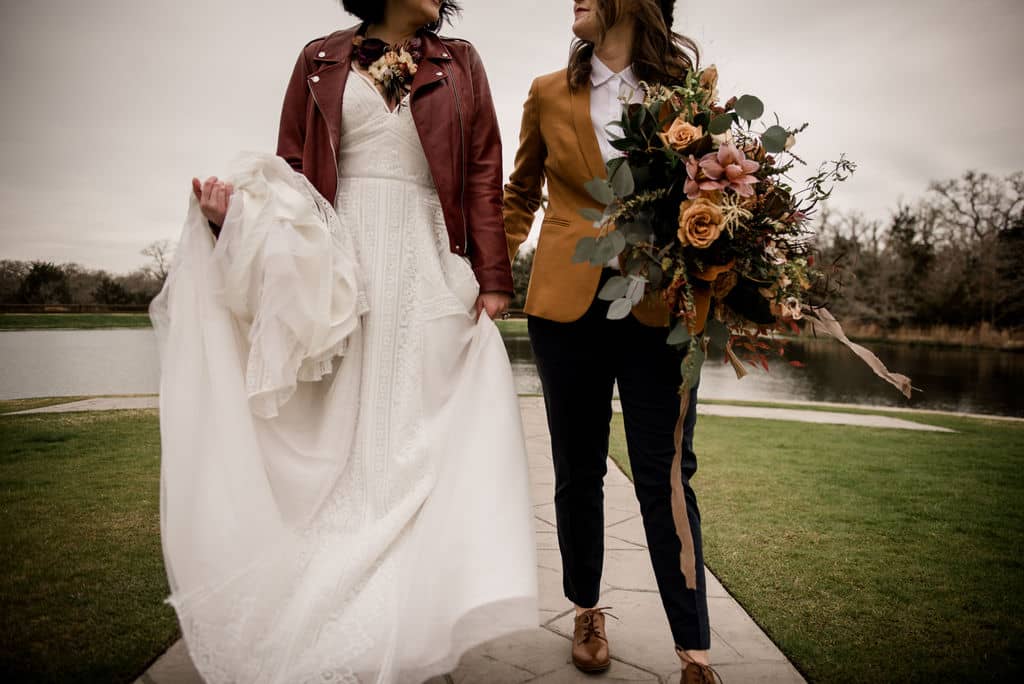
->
[[141, 240, 175, 283]]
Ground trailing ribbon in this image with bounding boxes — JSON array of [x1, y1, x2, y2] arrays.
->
[[669, 382, 698, 590], [802, 306, 914, 399]]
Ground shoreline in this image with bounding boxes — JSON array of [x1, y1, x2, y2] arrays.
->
[[1, 313, 1021, 352]]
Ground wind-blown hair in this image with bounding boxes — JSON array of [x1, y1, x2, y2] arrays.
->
[[568, 0, 699, 90], [340, 1, 462, 33]]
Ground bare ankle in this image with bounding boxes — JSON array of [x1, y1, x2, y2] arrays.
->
[[574, 603, 594, 616], [676, 647, 710, 667]]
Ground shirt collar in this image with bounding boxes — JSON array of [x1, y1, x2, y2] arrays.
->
[[590, 56, 639, 91]]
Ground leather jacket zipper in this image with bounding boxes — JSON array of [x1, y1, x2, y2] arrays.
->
[[308, 74, 342, 199], [443, 60, 469, 254]]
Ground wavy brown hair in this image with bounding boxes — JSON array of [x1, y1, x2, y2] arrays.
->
[[340, 0, 461, 33], [568, 0, 699, 90]]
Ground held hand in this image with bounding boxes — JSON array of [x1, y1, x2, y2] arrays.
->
[[474, 292, 511, 321], [191, 176, 234, 227]]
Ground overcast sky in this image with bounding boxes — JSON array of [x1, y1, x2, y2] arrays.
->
[[1, 0, 1022, 273]]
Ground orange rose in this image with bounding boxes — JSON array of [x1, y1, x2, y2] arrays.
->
[[659, 118, 704, 152], [677, 197, 724, 249]]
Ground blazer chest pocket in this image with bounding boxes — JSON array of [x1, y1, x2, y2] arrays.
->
[[541, 215, 570, 229]]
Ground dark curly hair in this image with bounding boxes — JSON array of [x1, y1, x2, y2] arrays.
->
[[340, 1, 462, 33]]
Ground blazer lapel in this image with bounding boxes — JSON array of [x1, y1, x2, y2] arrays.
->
[[570, 83, 607, 181]]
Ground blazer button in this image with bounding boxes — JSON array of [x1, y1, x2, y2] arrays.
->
[[318, 51, 326, 58], [436, 71, 443, 77], [311, 75, 320, 83]]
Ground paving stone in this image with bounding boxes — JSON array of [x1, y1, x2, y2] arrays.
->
[[707, 596, 788, 662], [706, 571, 729, 599], [708, 661, 806, 683], [143, 640, 202, 684], [527, 661, 660, 683], [535, 548, 563, 573], [602, 548, 657, 591], [534, 530, 560, 550], [450, 651, 533, 684], [454, 627, 571, 680], [528, 466, 555, 485], [606, 515, 649, 547], [537, 564, 568, 613]]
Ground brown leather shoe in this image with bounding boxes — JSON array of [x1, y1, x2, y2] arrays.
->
[[680, 661, 723, 684], [572, 607, 612, 672]]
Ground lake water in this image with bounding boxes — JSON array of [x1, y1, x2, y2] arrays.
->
[[1, 329, 1022, 417]]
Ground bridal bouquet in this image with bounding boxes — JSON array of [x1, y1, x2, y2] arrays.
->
[[574, 65, 911, 398]]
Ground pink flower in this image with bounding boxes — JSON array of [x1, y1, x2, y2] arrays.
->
[[684, 155, 726, 199], [698, 143, 760, 198]]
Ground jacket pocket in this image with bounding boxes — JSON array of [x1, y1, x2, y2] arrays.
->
[[541, 215, 570, 228]]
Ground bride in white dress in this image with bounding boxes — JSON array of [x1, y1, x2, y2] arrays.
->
[[151, 3, 538, 682]]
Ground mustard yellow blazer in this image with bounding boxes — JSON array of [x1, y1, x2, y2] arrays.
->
[[503, 69, 713, 329]]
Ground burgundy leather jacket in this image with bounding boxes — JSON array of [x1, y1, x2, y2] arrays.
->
[[276, 26, 513, 295]]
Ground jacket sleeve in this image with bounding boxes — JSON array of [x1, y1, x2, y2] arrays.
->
[[502, 79, 546, 263], [276, 46, 312, 174], [463, 44, 514, 296]]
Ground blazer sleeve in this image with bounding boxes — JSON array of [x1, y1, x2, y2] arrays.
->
[[463, 44, 515, 296], [276, 46, 312, 174], [502, 79, 546, 263]]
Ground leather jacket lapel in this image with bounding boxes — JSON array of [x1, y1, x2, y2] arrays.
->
[[307, 28, 356, 157]]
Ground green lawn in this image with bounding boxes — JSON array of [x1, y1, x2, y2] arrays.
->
[[0, 410, 178, 683], [609, 410, 1024, 682], [0, 314, 152, 330]]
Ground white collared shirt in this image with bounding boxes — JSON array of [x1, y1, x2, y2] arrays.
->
[[590, 57, 642, 268], [590, 57, 642, 164]]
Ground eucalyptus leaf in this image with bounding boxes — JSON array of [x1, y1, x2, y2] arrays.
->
[[705, 318, 730, 349], [608, 229, 627, 256], [666, 320, 691, 346], [592, 234, 621, 263], [578, 207, 604, 223], [761, 125, 789, 154], [610, 160, 635, 198], [648, 263, 664, 289], [598, 276, 630, 301], [607, 297, 633, 320], [624, 254, 646, 276], [625, 276, 646, 305], [682, 345, 706, 388], [708, 114, 734, 135], [621, 222, 652, 245], [572, 237, 597, 263], [606, 156, 626, 179], [585, 178, 615, 205], [734, 95, 765, 121]]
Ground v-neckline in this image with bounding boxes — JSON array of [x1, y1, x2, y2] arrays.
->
[[351, 67, 409, 115]]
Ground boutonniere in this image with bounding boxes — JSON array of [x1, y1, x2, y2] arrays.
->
[[352, 35, 424, 108]]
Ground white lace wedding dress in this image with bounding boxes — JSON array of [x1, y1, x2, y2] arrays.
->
[[149, 70, 538, 684]]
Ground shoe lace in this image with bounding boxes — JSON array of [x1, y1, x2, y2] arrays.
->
[[575, 606, 618, 644]]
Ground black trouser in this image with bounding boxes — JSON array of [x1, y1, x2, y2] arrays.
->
[[527, 270, 710, 650]]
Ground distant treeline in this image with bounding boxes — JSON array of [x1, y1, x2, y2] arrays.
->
[[814, 170, 1023, 332], [0, 241, 171, 310], [3, 171, 1021, 332]]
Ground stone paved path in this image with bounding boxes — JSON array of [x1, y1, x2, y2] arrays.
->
[[137, 396, 805, 684]]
